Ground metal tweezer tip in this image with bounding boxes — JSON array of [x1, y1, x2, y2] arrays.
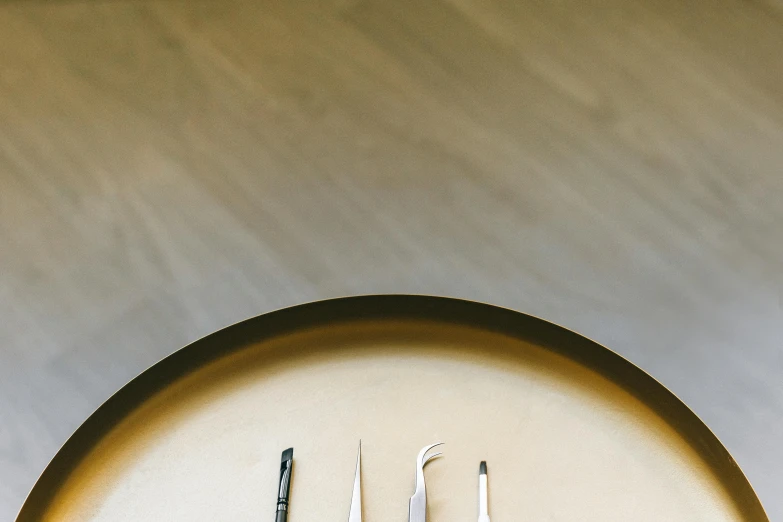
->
[[348, 441, 362, 522]]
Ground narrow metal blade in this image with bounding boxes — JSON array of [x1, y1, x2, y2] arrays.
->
[[348, 441, 362, 522]]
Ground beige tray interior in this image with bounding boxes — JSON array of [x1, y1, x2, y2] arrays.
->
[[41, 320, 745, 521]]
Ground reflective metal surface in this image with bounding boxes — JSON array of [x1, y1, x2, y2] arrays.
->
[[348, 442, 362, 522], [408, 443, 443, 522], [15, 296, 768, 521]]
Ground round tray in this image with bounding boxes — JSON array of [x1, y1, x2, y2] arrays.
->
[[17, 296, 767, 521]]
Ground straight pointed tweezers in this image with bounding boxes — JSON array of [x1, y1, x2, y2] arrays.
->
[[348, 441, 362, 522]]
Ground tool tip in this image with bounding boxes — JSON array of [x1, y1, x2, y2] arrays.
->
[[281, 448, 294, 462], [479, 461, 487, 474]]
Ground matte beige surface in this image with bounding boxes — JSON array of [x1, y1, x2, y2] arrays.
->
[[41, 323, 747, 521], [1, 0, 782, 519]]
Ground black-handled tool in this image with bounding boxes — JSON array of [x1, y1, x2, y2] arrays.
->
[[276, 448, 294, 522]]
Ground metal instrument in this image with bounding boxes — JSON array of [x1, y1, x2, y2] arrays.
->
[[408, 443, 443, 522], [348, 441, 362, 522]]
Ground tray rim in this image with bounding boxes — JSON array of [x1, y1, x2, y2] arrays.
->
[[15, 294, 769, 521]]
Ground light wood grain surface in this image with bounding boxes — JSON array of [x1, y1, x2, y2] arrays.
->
[[0, 0, 781, 519]]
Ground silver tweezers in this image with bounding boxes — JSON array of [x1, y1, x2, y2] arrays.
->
[[348, 442, 362, 522], [408, 443, 443, 522], [348, 441, 443, 522]]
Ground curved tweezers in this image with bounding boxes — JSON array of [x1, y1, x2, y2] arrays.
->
[[408, 443, 443, 522]]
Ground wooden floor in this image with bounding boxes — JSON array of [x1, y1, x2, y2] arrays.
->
[[1, 0, 782, 519]]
